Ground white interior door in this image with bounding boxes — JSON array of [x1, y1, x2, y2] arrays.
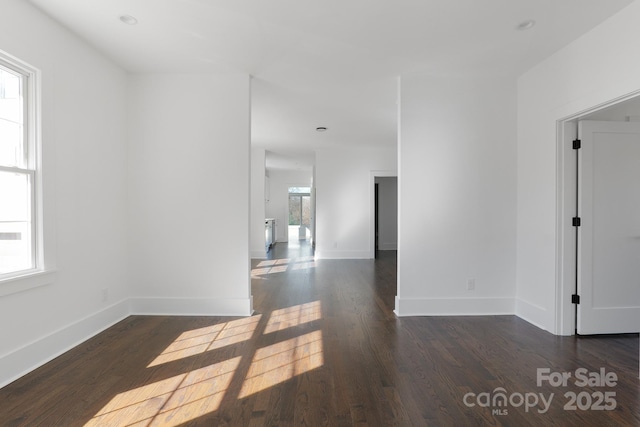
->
[[578, 120, 640, 334]]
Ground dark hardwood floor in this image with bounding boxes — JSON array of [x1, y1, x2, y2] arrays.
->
[[1, 241, 638, 426]]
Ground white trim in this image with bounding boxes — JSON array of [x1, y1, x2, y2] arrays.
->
[[396, 76, 403, 316], [130, 296, 253, 316], [251, 250, 267, 259], [0, 50, 45, 280], [314, 250, 370, 260], [0, 299, 130, 388], [0, 165, 33, 174], [515, 298, 550, 334], [555, 90, 640, 336], [0, 269, 56, 297], [554, 120, 578, 336], [394, 296, 515, 317]]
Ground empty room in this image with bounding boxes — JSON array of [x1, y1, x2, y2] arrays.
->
[[0, 0, 639, 425]]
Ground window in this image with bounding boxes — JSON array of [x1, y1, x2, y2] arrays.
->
[[0, 54, 39, 279], [288, 187, 311, 227]]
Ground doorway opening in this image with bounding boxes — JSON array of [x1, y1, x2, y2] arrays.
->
[[373, 176, 398, 259], [370, 172, 397, 259], [557, 91, 640, 336], [288, 187, 311, 245], [371, 173, 398, 313]]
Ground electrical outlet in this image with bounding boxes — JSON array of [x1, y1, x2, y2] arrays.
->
[[467, 279, 476, 291], [101, 288, 109, 302]]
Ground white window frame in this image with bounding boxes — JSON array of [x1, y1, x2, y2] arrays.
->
[[0, 50, 52, 295]]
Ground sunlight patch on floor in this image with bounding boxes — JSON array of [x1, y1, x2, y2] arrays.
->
[[264, 301, 322, 334], [251, 257, 316, 277], [87, 301, 325, 423], [148, 315, 262, 367], [85, 357, 241, 427], [238, 330, 324, 398]]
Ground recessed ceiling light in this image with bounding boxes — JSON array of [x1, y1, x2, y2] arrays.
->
[[316, 127, 327, 132], [516, 19, 535, 31], [119, 15, 138, 25]]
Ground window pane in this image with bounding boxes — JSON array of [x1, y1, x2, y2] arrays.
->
[[288, 187, 310, 194], [0, 68, 20, 102], [0, 119, 23, 167], [301, 195, 311, 227], [289, 195, 301, 225], [0, 67, 24, 168], [0, 171, 33, 274]]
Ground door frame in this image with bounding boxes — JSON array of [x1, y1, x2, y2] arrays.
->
[[556, 90, 640, 336], [369, 171, 397, 259], [375, 182, 379, 258]]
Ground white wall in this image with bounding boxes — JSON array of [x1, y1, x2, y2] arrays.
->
[[265, 169, 312, 243], [127, 73, 252, 316], [397, 73, 517, 316], [315, 147, 397, 259], [376, 177, 398, 250], [251, 148, 266, 258], [516, 1, 640, 334], [0, 0, 129, 387]]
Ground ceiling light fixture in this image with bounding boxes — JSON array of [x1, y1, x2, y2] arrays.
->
[[119, 15, 138, 25], [316, 127, 327, 132], [516, 19, 536, 31]]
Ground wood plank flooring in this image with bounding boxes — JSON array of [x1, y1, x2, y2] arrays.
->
[[0, 241, 638, 426]]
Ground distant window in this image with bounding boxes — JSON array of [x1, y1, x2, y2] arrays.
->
[[288, 186, 311, 194], [288, 187, 311, 227], [0, 55, 39, 278]]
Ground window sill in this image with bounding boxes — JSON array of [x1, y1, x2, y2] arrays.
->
[[0, 270, 56, 297]]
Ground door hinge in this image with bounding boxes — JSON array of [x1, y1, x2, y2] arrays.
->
[[572, 217, 581, 227], [571, 294, 581, 304], [573, 139, 581, 149]]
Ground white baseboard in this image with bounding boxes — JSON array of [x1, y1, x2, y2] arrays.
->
[[394, 296, 515, 317], [314, 250, 371, 260], [393, 296, 554, 334], [0, 299, 130, 389], [251, 250, 267, 259], [130, 296, 253, 316], [514, 298, 549, 332]]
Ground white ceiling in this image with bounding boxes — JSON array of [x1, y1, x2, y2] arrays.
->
[[28, 0, 635, 171]]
